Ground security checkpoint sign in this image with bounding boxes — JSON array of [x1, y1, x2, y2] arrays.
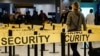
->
[[65, 31, 89, 43], [0, 28, 61, 46], [0, 30, 100, 46], [0, 24, 100, 46], [65, 31, 100, 43], [0, 33, 60, 46]]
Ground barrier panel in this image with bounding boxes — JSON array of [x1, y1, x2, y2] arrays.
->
[[0, 23, 100, 56], [0, 24, 100, 46]]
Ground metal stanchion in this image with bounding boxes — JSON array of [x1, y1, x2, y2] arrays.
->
[[9, 46, 12, 56], [34, 31, 38, 56], [41, 44, 45, 51], [27, 24, 33, 56], [8, 30, 16, 56], [67, 43, 70, 56], [40, 25, 48, 51], [84, 29, 92, 56], [27, 45, 30, 56], [13, 46, 15, 56], [34, 45, 38, 56], [40, 25, 46, 56], [50, 43, 59, 53], [62, 23, 64, 27], [31, 24, 33, 29], [61, 28, 66, 56], [5, 46, 8, 53], [50, 25, 59, 53], [31, 45, 34, 49], [31, 24, 34, 49], [41, 44, 44, 56], [8, 30, 13, 56], [84, 42, 86, 56], [8, 23, 9, 27], [19, 23, 20, 28], [1, 24, 9, 53], [88, 29, 93, 56]]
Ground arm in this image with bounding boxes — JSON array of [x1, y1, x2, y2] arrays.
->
[[66, 12, 71, 26], [82, 14, 87, 31]]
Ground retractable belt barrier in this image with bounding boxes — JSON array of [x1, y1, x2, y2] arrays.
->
[[0, 23, 100, 46]]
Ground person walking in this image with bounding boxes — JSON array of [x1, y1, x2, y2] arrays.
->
[[66, 2, 87, 56]]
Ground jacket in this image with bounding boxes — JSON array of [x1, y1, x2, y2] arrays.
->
[[66, 11, 87, 31]]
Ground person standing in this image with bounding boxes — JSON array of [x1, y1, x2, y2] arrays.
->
[[66, 2, 87, 56], [83, 9, 95, 48], [1, 10, 9, 24], [31, 10, 39, 24], [25, 11, 32, 24], [60, 10, 67, 23], [86, 9, 95, 25], [86, 9, 94, 53], [60, 6, 72, 23], [39, 10, 48, 24]]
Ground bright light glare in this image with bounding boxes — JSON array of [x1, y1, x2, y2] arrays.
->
[[81, 7, 93, 18]]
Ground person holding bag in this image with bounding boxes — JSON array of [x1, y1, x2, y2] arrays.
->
[[66, 2, 87, 56]]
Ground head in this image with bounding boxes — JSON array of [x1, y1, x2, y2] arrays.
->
[[72, 2, 80, 12], [40, 10, 43, 13], [68, 6, 72, 10], [90, 9, 93, 13], [26, 11, 30, 15], [33, 10, 38, 14]]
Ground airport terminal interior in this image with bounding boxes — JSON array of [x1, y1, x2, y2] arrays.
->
[[0, 0, 100, 56]]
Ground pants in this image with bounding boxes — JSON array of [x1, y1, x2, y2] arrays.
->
[[71, 43, 80, 56]]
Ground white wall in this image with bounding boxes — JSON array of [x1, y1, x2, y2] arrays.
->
[[81, 7, 94, 18], [34, 4, 56, 18]]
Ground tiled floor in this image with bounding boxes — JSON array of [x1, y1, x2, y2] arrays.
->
[[0, 42, 100, 56]]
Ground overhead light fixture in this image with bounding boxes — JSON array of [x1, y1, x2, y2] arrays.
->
[[3, 0, 11, 3]]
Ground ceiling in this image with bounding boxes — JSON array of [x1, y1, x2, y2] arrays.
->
[[0, 0, 56, 4]]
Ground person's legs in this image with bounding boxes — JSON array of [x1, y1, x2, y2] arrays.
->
[[71, 43, 80, 56]]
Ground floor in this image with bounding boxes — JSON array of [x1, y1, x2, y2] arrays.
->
[[0, 42, 100, 56]]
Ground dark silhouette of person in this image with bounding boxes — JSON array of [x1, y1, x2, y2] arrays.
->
[[1, 10, 9, 24], [10, 11, 15, 24], [31, 10, 40, 24], [25, 11, 32, 24], [0, 12, 3, 23], [94, 11, 100, 25], [60, 6, 72, 23], [14, 12, 23, 24], [39, 10, 48, 24]]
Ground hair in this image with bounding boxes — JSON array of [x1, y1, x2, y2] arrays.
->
[[26, 11, 30, 15], [40, 10, 43, 13], [73, 2, 79, 9], [72, 2, 80, 14], [69, 6, 72, 10], [90, 9, 93, 13]]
